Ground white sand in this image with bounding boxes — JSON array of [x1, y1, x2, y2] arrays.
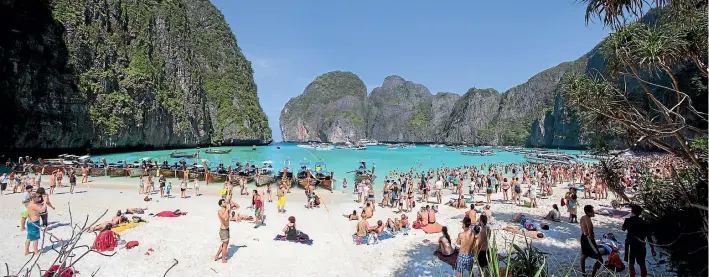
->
[[0, 179, 671, 277]]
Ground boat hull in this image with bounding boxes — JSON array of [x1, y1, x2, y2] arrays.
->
[[297, 178, 318, 189], [89, 168, 106, 177], [354, 174, 375, 184], [128, 168, 147, 177], [108, 168, 128, 177], [254, 175, 275, 186]]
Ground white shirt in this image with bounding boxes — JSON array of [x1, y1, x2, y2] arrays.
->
[[434, 180, 443, 190]]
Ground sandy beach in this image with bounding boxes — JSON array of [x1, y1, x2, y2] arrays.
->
[[0, 178, 670, 277]]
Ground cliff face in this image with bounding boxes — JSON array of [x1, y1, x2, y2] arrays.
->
[[366, 76, 459, 142], [279, 71, 368, 143], [441, 88, 502, 144], [0, 0, 271, 153]]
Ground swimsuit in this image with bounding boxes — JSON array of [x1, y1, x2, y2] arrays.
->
[[455, 253, 473, 273], [27, 220, 41, 241]]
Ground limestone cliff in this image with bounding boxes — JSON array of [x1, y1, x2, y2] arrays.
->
[[441, 88, 502, 144], [279, 71, 368, 142], [0, 0, 271, 153]]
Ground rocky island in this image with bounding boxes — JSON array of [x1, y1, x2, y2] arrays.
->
[[0, 0, 271, 156]]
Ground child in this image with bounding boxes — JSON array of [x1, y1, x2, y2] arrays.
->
[[180, 180, 187, 198], [166, 181, 172, 197], [568, 193, 578, 223], [342, 178, 348, 194]]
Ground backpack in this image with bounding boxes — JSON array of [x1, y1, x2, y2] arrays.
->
[[255, 199, 263, 209]]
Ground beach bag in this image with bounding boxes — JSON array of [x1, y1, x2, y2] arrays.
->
[[560, 197, 566, 207], [296, 231, 310, 241]]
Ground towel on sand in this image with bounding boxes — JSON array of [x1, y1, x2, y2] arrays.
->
[[93, 230, 118, 252], [112, 222, 146, 233], [352, 232, 394, 245], [422, 223, 443, 234], [434, 249, 459, 268], [274, 235, 313, 245], [502, 226, 544, 240], [597, 208, 630, 219], [43, 265, 78, 277], [155, 211, 187, 217]]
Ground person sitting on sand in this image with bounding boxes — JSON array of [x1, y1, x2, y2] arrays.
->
[[482, 205, 493, 222], [438, 226, 455, 256], [400, 214, 410, 229], [363, 202, 373, 219], [385, 218, 401, 232], [543, 204, 561, 222], [355, 215, 369, 238], [427, 205, 436, 224], [464, 204, 477, 225], [415, 207, 429, 227], [448, 194, 465, 208], [343, 210, 359, 221], [368, 220, 385, 235], [283, 216, 298, 241]]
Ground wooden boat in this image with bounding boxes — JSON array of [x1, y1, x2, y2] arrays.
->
[[205, 148, 232, 154], [128, 168, 147, 177], [89, 167, 106, 177], [170, 151, 199, 159], [297, 169, 317, 189], [354, 161, 376, 183], [313, 161, 334, 191], [159, 168, 177, 178], [108, 167, 128, 177], [254, 161, 275, 186]]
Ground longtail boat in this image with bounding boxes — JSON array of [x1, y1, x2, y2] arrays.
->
[[205, 148, 232, 154], [313, 161, 334, 191], [255, 160, 275, 186], [353, 161, 375, 183]]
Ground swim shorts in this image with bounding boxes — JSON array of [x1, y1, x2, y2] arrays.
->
[[456, 253, 473, 274], [219, 228, 230, 242], [27, 220, 41, 241]]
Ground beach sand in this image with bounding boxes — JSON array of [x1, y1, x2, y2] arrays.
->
[[0, 179, 671, 277]]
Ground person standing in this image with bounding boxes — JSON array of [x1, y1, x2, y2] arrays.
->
[[580, 205, 602, 276], [622, 204, 656, 277], [214, 195, 232, 263], [0, 173, 7, 195], [69, 172, 77, 194], [24, 193, 46, 256], [276, 184, 286, 214], [253, 190, 264, 228], [159, 174, 166, 198], [81, 165, 89, 184], [455, 217, 476, 277], [476, 214, 491, 277]]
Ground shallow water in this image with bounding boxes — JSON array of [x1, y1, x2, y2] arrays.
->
[[88, 143, 586, 188]]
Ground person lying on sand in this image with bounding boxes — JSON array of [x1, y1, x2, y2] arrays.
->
[[385, 218, 401, 232], [89, 211, 126, 231], [447, 194, 465, 208], [125, 208, 147, 214], [230, 211, 253, 222], [343, 210, 359, 221]]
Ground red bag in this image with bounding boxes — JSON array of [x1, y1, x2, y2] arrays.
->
[[560, 197, 566, 207]]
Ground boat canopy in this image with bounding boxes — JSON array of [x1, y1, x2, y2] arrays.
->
[[314, 161, 325, 166], [299, 161, 310, 166], [263, 160, 273, 164]]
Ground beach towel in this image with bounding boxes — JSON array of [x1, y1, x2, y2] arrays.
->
[[155, 211, 188, 217], [274, 234, 313, 245], [422, 223, 443, 234], [93, 230, 118, 252], [597, 208, 630, 219], [43, 265, 77, 277], [352, 232, 395, 245], [111, 222, 146, 233], [502, 226, 545, 240], [434, 249, 459, 268]]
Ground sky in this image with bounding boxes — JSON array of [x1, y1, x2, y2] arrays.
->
[[210, 0, 611, 141]]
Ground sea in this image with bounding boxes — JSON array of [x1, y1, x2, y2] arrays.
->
[[83, 143, 586, 189]]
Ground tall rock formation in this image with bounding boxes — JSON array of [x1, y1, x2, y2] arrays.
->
[[0, 0, 271, 154], [367, 76, 459, 142], [441, 88, 502, 144], [279, 71, 368, 142]]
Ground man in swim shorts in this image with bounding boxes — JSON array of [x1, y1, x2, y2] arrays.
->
[[215, 195, 231, 263], [580, 205, 602, 276], [25, 193, 46, 256], [455, 217, 475, 277]]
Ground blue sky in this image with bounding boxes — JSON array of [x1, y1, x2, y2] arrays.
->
[[210, 0, 610, 141]]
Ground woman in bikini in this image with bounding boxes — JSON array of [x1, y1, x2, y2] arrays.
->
[[501, 178, 510, 201], [438, 226, 455, 256]]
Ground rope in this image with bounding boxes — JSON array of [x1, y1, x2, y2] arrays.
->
[[319, 193, 362, 276]]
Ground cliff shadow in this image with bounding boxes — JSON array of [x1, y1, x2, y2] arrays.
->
[[0, 0, 75, 153]]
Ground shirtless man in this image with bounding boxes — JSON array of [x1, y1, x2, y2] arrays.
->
[[580, 205, 602, 276], [464, 204, 477, 225], [214, 195, 232, 263], [363, 202, 373, 219], [455, 217, 476, 277], [416, 207, 429, 227], [476, 215, 491, 276], [90, 211, 125, 231], [81, 166, 89, 184], [24, 193, 46, 256], [427, 205, 436, 224]]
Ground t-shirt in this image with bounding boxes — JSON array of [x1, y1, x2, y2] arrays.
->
[[434, 180, 443, 190], [22, 192, 30, 206], [623, 216, 649, 246], [0, 175, 7, 184]]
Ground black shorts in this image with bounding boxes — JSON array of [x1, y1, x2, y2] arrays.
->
[[180, 188, 186, 192], [625, 243, 647, 266], [160, 183, 165, 188], [477, 250, 489, 268], [580, 235, 603, 261], [0, 182, 6, 191]]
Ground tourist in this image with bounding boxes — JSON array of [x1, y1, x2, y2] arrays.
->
[[513, 177, 522, 204], [277, 185, 286, 214], [583, 173, 593, 199], [49, 171, 56, 195], [580, 205, 602, 276], [355, 214, 369, 238], [344, 210, 359, 220], [529, 180, 538, 208], [24, 193, 46, 256], [567, 191, 578, 223], [66, 171, 75, 194], [193, 178, 200, 196], [455, 217, 475, 277], [283, 216, 298, 240], [622, 204, 657, 277], [214, 196, 232, 263], [476, 214, 491, 276], [180, 180, 187, 198], [501, 177, 510, 201], [485, 178, 493, 204], [266, 184, 273, 203], [81, 165, 89, 184], [367, 185, 376, 212], [543, 204, 561, 222], [464, 204, 477, 225], [381, 181, 390, 207], [0, 173, 7, 195], [35, 187, 55, 228], [482, 205, 493, 222], [19, 185, 33, 231], [427, 205, 436, 224], [56, 169, 63, 188], [363, 202, 373, 219], [253, 190, 264, 228], [435, 177, 444, 204], [437, 226, 454, 256], [166, 181, 172, 197], [138, 176, 145, 194], [159, 174, 166, 198]]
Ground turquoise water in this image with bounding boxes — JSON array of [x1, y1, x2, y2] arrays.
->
[[91, 143, 585, 187]]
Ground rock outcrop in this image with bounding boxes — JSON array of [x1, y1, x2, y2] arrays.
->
[[0, 0, 271, 154], [280, 71, 368, 142], [441, 88, 502, 144]]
